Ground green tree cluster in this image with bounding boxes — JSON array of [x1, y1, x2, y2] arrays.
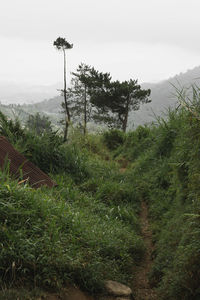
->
[[66, 63, 151, 134], [26, 113, 52, 135], [53, 37, 151, 139]]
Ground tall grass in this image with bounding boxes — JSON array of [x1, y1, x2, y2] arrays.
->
[[117, 87, 200, 300], [0, 116, 144, 297]]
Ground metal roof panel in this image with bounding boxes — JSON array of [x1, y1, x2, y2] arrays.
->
[[0, 136, 57, 188]]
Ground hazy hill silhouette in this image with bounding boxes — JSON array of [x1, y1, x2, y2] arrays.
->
[[129, 66, 200, 127], [2, 66, 200, 128], [0, 82, 61, 105]]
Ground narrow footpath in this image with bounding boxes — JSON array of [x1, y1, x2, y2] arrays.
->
[[132, 201, 157, 300]]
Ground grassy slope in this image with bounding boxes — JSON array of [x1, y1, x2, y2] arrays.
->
[[0, 123, 144, 299], [1, 99, 200, 300], [116, 106, 200, 300]]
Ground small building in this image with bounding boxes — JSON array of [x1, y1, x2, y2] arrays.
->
[[0, 136, 57, 188]]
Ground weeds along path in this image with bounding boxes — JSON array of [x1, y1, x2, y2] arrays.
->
[[118, 162, 157, 299], [132, 200, 157, 300]]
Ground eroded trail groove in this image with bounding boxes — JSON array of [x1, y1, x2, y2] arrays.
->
[[132, 201, 157, 300]]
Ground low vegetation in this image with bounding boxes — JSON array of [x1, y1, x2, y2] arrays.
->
[[115, 89, 200, 299], [1, 86, 200, 300], [0, 115, 144, 299]]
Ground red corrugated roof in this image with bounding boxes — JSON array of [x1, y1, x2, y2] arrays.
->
[[0, 136, 57, 188]]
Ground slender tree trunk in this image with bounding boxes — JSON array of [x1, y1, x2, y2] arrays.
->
[[83, 84, 87, 136], [122, 96, 129, 132], [63, 49, 71, 142]]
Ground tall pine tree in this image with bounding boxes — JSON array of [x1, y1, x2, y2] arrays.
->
[[53, 37, 73, 141]]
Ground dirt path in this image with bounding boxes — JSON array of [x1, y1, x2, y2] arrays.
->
[[118, 163, 157, 299], [132, 201, 157, 300]]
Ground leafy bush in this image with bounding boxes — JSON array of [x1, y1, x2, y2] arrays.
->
[[25, 112, 52, 135], [96, 181, 134, 204], [103, 129, 125, 150], [0, 111, 25, 144], [121, 125, 153, 161]]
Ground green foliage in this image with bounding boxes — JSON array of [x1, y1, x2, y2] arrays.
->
[[25, 112, 52, 135], [103, 129, 125, 150], [0, 111, 25, 144], [0, 170, 143, 294], [96, 181, 134, 204], [13, 129, 67, 175], [53, 37, 73, 50], [0, 119, 144, 296], [116, 89, 200, 300], [122, 125, 153, 160], [0, 113, 90, 183], [66, 64, 151, 132], [67, 63, 93, 135], [90, 76, 151, 131], [5, 87, 200, 299]]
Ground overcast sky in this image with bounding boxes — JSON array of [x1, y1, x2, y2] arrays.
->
[[0, 0, 200, 85]]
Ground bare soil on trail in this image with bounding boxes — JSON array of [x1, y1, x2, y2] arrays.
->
[[118, 158, 129, 174], [132, 201, 157, 300]]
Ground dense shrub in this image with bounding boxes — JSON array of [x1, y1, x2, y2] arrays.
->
[[102, 129, 125, 150], [0, 111, 26, 144], [122, 125, 153, 161], [96, 181, 134, 204]]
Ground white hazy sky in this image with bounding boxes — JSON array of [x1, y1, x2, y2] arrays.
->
[[0, 0, 200, 85]]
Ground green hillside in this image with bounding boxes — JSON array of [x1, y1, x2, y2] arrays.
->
[[0, 116, 144, 299], [115, 91, 200, 299], [131, 65, 200, 127], [0, 85, 200, 299]]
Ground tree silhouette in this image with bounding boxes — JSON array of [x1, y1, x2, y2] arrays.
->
[[53, 37, 73, 141], [26, 113, 52, 135], [88, 73, 151, 132], [70, 63, 93, 135]]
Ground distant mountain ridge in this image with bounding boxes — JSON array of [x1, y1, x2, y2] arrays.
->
[[131, 65, 200, 127], [0, 81, 62, 105], [1, 66, 200, 128]]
